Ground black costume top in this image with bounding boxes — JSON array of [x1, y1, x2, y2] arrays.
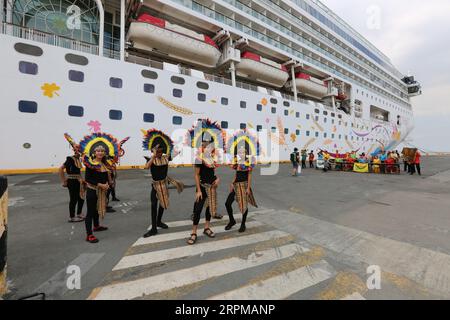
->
[[64, 157, 82, 175], [85, 167, 108, 186], [195, 163, 217, 185], [150, 155, 171, 181], [235, 170, 249, 183]]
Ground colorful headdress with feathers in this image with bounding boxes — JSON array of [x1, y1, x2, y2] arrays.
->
[[64, 133, 80, 152], [186, 119, 225, 167], [142, 129, 173, 155], [186, 118, 225, 150], [227, 129, 260, 170], [79, 132, 121, 170]]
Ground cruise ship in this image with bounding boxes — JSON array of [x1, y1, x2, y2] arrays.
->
[[0, 0, 422, 173]]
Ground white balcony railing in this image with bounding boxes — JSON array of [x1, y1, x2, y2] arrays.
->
[[1, 22, 100, 56]]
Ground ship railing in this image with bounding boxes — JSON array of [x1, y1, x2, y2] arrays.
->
[[125, 54, 165, 70], [0, 21, 99, 55]]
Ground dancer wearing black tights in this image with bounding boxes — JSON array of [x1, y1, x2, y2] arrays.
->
[[187, 142, 219, 245], [59, 146, 85, 223], [143, 146, 183, 237], [224, 149, 257, 233], [84, 146, 111, 243]]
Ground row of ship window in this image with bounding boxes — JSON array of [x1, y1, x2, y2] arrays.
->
[[356, 88, 409, 114], [17, 99, 353, 127], [17, 100, 370, 141], [18, 61, 349, 124]]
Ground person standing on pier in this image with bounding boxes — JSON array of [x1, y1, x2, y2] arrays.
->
[[412, 149, 422, 176], [224, 130, 259, 233], [107, 164, 120, 203], [291, 148, 300, 176], [60, 133, 85, 223], [309, 150, 315, 168], [83, 146, 111, 243], [142, 129, 184, 238], [301, 150, 307, 169], [186, 119, 225, 245], [79, 133, 128, 243]]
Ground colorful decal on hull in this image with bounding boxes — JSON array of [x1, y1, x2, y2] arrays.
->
[[41, 83, 60, 98], [157, 96, 196, 115]]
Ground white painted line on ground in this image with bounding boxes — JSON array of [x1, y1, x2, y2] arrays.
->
[[208, 260, 335, 300], [134, 221, 263, 247], [35, 253, 104, 298], [257, 209, 450, 296], [113, 230, 290, 271], [341, 292, 366, 300], [33, 180, 49, 184], [8, 196, 25, 207], [91, 243, 308, 300]]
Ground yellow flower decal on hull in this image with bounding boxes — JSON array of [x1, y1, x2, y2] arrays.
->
[[41, 83, 60, 98]]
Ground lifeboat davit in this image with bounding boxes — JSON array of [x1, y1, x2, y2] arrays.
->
[[235, 52, 289, 88], [127, 14, 221, 68], [294, 73, 328, 99]]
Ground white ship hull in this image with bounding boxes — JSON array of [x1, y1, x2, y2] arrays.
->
[[0, 35, 414, 173]]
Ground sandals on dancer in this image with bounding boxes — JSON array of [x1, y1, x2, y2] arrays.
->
[[213, 214, 223, 220], [203, 228, 216, 238], [187, 233, 198, 245], [68, 217, 84, 223]]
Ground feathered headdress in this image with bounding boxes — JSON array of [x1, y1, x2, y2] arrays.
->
[[186, 119, 225, 168], [186, 118, 225, 150], [64, 133, 80, 152], [226, 129, 260, 170], [79, 132, 120, 170], [142, 129, 173, 155]]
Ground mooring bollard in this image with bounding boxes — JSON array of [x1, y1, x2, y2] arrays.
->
[[0, 176, 7, 297]]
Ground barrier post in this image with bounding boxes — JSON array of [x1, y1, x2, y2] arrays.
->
[[0, 176, 8, 297]]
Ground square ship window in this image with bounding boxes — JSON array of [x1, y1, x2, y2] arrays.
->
[[19, 61, 38, 75]]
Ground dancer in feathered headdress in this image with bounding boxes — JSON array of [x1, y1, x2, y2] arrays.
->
[[59, 133, 85, 223], [185, 119, 225, 245], [224, 129, 260, 232], [78, 132, 129, 243], [141, 129, 184, 238]]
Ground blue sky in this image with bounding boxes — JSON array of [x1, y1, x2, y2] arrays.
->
[[322, 0, 450, 152]]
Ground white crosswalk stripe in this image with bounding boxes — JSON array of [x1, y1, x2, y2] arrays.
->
[[341, 292, 366, 300], [134, 221, 264, 247], [90, 243, 308, 300], [113, 230, 290, 271], [208, 260, 335, 300], [89, 212, 353, 300]]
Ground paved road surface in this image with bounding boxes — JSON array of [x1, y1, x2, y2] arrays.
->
[[4, 156, 450, 299]]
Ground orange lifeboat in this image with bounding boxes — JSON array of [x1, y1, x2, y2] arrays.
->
[[127, 14, 221, 68], [235, 52, 289, 88]]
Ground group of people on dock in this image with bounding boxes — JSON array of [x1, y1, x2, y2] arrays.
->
[[59, 120, 259, 245], [290, 148, 422, 175]]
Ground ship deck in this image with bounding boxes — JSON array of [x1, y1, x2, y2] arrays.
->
[[3, 156, 450, 300]]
